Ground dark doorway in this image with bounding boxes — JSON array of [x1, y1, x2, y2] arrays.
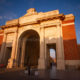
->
[[5, 47, 12, 66]]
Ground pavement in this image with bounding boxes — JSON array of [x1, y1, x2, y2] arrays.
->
[[0, 66, 80, 80]]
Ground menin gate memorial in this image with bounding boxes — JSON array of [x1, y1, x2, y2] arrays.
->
[[0, 8, 80, 70]]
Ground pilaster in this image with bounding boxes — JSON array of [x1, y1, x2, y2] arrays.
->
[[38, 27, 46, 69], [7, 28, 18, 68], [56, 24, 65, 70]]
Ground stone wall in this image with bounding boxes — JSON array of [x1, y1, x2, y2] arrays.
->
[[62, 14, 79, 60], [62, 14, 80, 69]]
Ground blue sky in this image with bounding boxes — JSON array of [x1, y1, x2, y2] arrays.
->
[[0, 0, 80, 43], [50, 49, 56, 58]]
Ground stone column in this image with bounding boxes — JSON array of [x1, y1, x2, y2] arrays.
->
[[20, 39, 26, 67], [56, 24, 65, 70], [7, 29, 18, 68], [0, 33, 7, 63], [38, 27, 46, 69]]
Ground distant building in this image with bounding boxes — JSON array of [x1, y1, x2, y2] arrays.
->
[[0, 8, 80, 70]]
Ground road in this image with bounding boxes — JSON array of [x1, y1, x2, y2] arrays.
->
[[0, 66, 80, 80]]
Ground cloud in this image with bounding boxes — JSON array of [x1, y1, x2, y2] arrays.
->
[[4, 16, 15, 20], [0, 12, 18, 26], [0, 13, 17, 20], [3, 12, 17, 20]]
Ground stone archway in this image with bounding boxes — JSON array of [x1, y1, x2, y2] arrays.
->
[[18, 30, 40, 69]]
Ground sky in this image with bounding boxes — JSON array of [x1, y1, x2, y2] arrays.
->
[[50, 49, 56, 59], [0, 0, 80, 43]]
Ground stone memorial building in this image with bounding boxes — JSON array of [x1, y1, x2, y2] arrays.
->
[[0, 8, 80, 70]]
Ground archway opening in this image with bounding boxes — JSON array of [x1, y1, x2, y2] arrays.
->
[[49, 48, 56, 67], [47, 44, 57, 69], [18, 30, 40, 69]]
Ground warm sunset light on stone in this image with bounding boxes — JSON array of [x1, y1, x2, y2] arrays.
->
[[0, 8, 79, 71]]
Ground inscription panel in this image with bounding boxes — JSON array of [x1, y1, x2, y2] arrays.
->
[[45, 27, 58, 43]]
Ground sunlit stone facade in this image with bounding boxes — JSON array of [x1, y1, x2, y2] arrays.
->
[[0, 8, 80, 70]]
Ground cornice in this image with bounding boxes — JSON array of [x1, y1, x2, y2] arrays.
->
[[0, 8, 74, 29]]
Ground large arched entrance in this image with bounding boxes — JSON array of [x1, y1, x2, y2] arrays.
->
[[18, 30, 40, 69]]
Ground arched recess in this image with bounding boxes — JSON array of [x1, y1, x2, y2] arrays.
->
[[17, 29, 40, 69]]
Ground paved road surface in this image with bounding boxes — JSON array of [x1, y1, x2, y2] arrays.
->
[[0, 66, 80, 80]]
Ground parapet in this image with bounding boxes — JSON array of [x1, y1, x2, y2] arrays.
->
[[0, 8, 74, 29]]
